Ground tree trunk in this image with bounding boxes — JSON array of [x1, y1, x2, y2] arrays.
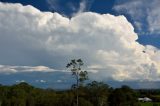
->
[[76, 72, 79, 106]]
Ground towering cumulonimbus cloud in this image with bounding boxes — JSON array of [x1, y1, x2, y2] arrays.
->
[[0, 2, 160, 81]]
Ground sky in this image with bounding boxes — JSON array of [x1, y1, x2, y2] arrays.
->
[[0, 0, 160, 89]]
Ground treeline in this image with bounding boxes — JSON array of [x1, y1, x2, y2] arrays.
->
[[137, 89, 160, 102], [0, 81, 141, 106]]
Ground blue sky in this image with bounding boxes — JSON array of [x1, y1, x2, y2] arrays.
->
[[0, 0, 160, 89]]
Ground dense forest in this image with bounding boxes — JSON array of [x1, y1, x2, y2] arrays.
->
[[1, 81, 160, 106], [1, 81, 159, 106]]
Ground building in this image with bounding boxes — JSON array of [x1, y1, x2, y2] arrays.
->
[[138, 97, 152, 102]]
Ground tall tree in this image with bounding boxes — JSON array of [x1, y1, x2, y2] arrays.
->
[[66, 59, 88, 106]]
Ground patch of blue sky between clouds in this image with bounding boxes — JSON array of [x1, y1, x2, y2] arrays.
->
[[113, 0, 160, 35]]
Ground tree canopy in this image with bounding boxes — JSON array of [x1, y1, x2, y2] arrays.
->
[[0, 82, 141, 106]]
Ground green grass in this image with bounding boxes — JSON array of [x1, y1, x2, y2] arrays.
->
[[140, 102, 160, 106], [140, 102, 152, 106]]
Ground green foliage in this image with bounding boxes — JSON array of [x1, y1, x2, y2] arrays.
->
[[139, 102, 160, 106], [150, 95, 160, 102], [85, 81, 110, 106], [137, 89, 160, 102], [79, 98, 93, 106], [0, 82, 156, 106], [108, 85, 139, 106], [0, 82, 94, 106], [66, 59, 88, 86]]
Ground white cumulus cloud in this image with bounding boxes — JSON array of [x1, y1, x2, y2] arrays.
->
[[113, 0, 160, 35], [0, 2, 160, 81], [0, 65, 55, 74]]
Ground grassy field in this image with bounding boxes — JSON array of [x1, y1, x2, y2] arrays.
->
[[140, 102, 160, 106]]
